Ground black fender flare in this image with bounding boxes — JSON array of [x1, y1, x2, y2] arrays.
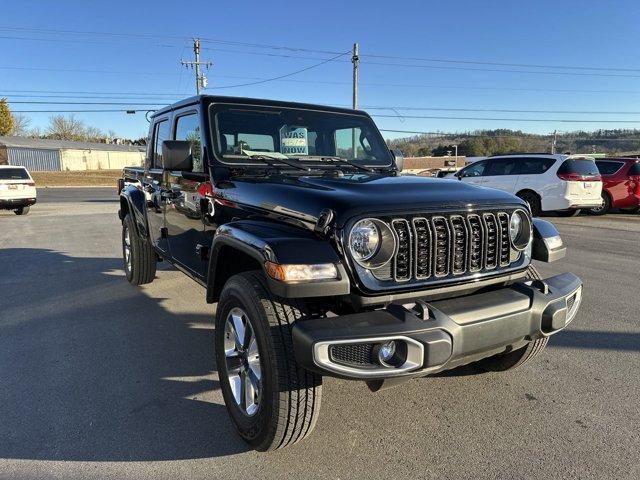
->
[[119, 185, 150, 238], [206, 219, 350, 302], [532, 218, 566, 262]]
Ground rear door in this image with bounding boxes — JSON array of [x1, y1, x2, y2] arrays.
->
[[145, 117, 171, 254], [482, 157, 519, 193], [514, 156, 556, 192], [595, 160, 626, 206]]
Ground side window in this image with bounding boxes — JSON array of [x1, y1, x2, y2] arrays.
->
[[152, 119, 170, 169], [518, 157, 556, 175], [595, 161, 625, 175], [174, 113, 203, 172], [334, 127, 381, 161], [485, 158, 518, 176], [459, 160, 487, 177]]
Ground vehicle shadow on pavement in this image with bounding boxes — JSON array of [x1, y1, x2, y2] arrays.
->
[[0, 248, 249, 461], [551, 329, 640, 352]]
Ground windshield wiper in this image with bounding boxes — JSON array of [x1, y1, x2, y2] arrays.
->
[[242, 152, 312, 172], [315, 156, 374, 172]]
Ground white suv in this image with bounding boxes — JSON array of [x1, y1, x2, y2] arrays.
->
[[454, 154, 603, 216], [0, 165, 37, 215]]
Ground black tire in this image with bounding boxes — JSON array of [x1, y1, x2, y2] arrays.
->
[[516, 191, 541, 217], [14, 206, 30, 215], [587, 193, 610, 216], [476, 265, 548, 372], [555, 209, 581, 217], [122, 214, 156, 285], [215, 271, 322, 451]]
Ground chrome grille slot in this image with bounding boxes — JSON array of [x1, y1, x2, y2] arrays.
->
[[392, 219, 411, 281], [432, 217, 451, 277], [412, 217, 432, 279], [497, 212, 511, 266], [450, 215, 468, 275], [467, 214, 484, 272], [483, 213, 498, 270]]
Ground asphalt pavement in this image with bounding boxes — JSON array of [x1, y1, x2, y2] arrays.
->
[[0, 193, 638, 480]]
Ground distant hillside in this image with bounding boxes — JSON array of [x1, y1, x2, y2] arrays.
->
[[386, 129, 640, 157]]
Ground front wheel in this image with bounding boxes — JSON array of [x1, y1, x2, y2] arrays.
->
[[215, 271, 322, 451], [476, 265, 548, 372], [516, 191, 541, 217]]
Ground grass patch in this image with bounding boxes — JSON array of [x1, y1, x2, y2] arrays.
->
[[31, 170, 121, 187]]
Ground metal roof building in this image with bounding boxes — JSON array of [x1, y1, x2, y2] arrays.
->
[[0, 136, 145, 171]]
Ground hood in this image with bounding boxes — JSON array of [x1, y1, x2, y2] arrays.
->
[[215, 173, 526, 227]]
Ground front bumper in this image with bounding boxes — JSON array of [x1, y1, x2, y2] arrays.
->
[[0, 197, 36, 209], [292, 272, 582, 379]]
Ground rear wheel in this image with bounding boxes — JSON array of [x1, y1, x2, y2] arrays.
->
[[14, 206, 30, 215], [620, 207, 640, 214], [587, 193, 610, 216], [476, 265, 548, 372], [516, 191, 541, 217], [215, 271, 322, 451], [556, 209, 581, 217], [122, 214, 156, 285]]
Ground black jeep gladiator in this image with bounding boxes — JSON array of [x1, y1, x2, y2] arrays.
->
[[118, 95, 582, 451]]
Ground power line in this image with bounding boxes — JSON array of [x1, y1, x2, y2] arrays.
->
[[359, 60, 640, 79], [209, 50, 351, 89], [8, 100, 640, 116], [379, 128, 640, 141], [371, 114, 640, 123], [4, 25, 639, 75], [361, 53, 640, 73]]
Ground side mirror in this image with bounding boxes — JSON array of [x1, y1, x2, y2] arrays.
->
[[162, 140, 192, 171], [391, 148, 404, 171]]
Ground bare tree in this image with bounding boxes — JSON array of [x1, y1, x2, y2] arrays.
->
[[10, 114, 31, 136], [46, 115, 86, 141], [84, 126, 104, 142]]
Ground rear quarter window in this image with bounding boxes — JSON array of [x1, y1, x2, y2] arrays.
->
[[628, 162, 640, 176], [595, 161, 625, 175]]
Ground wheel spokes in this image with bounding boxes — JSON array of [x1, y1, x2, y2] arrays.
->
[[231, 311, 246, 350], [223, 307, 261, 416]]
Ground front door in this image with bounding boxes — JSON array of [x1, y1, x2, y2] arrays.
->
[[163, 111, 213, 279], [482, 158, 519, 193]]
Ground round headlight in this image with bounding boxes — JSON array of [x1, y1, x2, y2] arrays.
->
[[348, 218, 396, 268], [349, 219, 380, 261], [509, 209, 532, 251]]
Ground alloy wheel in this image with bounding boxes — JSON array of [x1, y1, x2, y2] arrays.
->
[[223, 307, 262, 416]]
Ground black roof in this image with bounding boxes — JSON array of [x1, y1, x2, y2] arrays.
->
[[151, 95, 368, 118]]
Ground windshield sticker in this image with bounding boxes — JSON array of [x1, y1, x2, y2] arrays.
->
[[279, 126, 308, 156]]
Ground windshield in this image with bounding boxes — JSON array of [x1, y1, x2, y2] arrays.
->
[[210, 105, 393, 168]]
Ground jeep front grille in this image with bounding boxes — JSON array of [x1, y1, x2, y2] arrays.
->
[[368, 210, 522, 285]]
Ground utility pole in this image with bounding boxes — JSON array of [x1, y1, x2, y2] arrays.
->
[[181, 38, 212, 95], [351, 43, 359, 110], [351, 42, 359, 157], [551, 130, 558, 154]]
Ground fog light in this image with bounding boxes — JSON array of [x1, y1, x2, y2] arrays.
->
[[377, 341, 397, 365]]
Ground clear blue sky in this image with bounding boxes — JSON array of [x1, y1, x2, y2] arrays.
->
[[2, 0, 639, 139]]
